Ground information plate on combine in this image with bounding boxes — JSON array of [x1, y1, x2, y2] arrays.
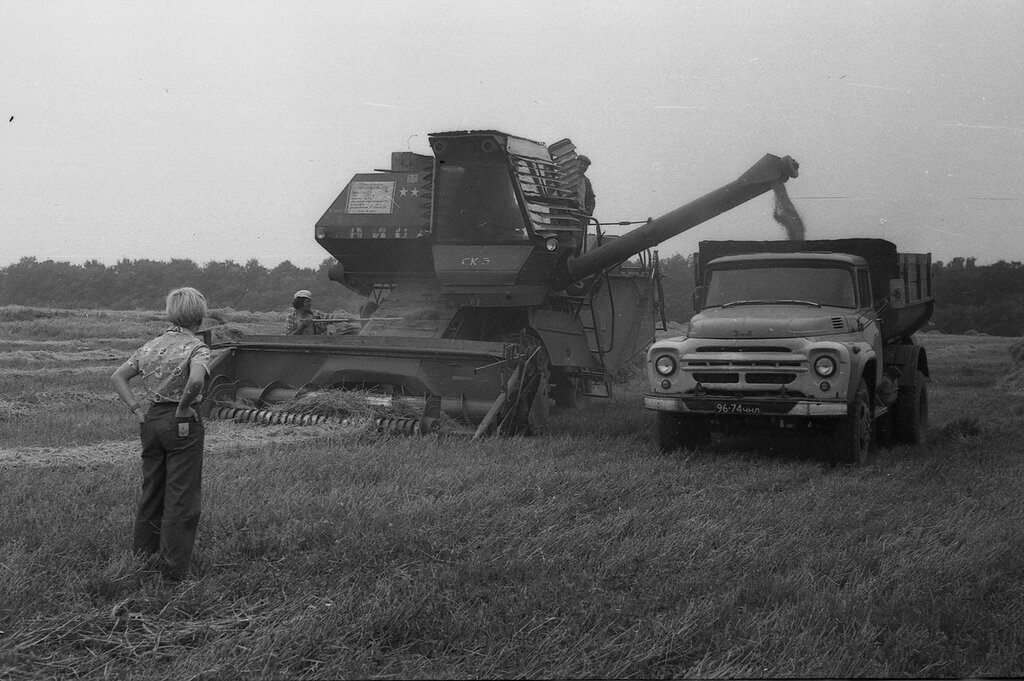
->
[[346, 181, 396, 214]]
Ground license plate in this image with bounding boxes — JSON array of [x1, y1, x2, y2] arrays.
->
[[682, 398, 798, 415], [713, 401, 762, 415]]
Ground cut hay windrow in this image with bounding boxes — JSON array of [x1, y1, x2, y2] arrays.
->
[[1010, 338, 1024, 365], [0, 421, 345, 468], [0, 400, 34, 420], [0, 349, 126, 363], [999, 340, 1024, 394], [214, 387, 463, 436], [22, 390, 121, 406], [270, 389, 420, 420], [217, 388, 430, 433]]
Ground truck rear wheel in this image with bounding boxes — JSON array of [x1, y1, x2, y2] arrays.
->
[[833, 379, 873, 465], [656, 412, 710, 452], [893, 370, 928, 445]]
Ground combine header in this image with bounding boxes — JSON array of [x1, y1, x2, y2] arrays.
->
[[203, 130, 799, 436]]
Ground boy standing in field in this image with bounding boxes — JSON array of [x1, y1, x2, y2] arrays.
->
[[110, 287, 211, 582]]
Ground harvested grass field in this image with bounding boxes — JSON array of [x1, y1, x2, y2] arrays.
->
[[1, 307, 1022, 678]]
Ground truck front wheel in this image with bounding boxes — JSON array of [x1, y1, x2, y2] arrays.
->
[[833, 379, 874, 465], [893, 370, 928, 445], [656, 412, 711, 452]]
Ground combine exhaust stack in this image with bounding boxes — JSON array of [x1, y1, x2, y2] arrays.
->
[[204, 130, 800, 436]]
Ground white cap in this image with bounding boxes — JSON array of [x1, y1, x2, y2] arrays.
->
[[294, 289, 312, 300]]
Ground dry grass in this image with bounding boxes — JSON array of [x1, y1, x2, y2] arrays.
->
[[1, 308, 1022, 679]]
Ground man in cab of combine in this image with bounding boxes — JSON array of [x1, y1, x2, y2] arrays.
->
[[578, 154, 596, 218], [285, 290, 329, 335]]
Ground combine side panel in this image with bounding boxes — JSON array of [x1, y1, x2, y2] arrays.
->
[[586, 270, 657, 375], [315, 162, 435, 290]]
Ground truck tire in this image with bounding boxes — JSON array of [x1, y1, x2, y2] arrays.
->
[[832, 378, 873, 465], [893, 370, 928, 445], [656, 412, 710, 452]]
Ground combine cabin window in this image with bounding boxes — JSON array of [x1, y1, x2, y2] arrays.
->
[[434, 160, 528, 242]]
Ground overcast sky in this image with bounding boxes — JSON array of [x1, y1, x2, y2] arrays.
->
[[2, 0, 1022, 270]]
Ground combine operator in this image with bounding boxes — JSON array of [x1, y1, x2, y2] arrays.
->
[[285, 290, 329, 335], [285, 289, 361, 335]]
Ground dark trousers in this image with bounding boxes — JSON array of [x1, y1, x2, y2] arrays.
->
[[134, 403, 204, 580]]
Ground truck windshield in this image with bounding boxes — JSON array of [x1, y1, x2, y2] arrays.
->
[[705, 266, 857, 309], [433, 161, 529, 242]]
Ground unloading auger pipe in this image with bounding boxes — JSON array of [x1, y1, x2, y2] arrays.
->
[[564, 154, 799, 283]]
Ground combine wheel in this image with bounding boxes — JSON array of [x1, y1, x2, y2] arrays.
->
[[656, 412, 710, 452], [832, 378, 873, 465], [525, 362, 551, 435], [892, 370, 928, 446], [550, 373, 583, 410], [497, 333, 551, 436]]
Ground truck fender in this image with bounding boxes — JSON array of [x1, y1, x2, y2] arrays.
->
[[887, 341, 929, 387], [843, 345, 877, 403]]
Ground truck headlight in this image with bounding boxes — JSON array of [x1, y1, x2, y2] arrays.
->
[[545, 236, 559, 252], [654, 355, 677, 376], [813, 356, 837, 378]]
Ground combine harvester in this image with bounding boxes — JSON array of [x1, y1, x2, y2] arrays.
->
[[202, 130, 799, 436]]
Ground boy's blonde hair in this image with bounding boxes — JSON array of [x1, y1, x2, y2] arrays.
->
[[166, 287, 207, 328]]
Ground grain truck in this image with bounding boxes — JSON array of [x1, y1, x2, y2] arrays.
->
[[645, 239, 934, 463]]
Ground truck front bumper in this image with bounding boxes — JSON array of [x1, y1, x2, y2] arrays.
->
[[644, 395, 847, 417]]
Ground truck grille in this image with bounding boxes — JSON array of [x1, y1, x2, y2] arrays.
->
[[746, 373, 797, 384], [691, 370, 797, 385], [686, 360, 801, 368], [683, 346, 805, 387], [692, 372, 740, 384], [695, 346, 792, 353]]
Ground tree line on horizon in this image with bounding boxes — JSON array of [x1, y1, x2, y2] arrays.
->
[[0, 256, 363, 316], [1, 254, 1023, 336]]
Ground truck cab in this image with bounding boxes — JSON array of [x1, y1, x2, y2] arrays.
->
[[646, 239, 933, 464]]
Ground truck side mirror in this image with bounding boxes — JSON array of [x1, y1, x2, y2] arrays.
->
[[692, 286, 705, 314]]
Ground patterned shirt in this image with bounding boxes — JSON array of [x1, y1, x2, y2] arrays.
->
[[126, 326, 211, 404], [285, 308, 329, 335]]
